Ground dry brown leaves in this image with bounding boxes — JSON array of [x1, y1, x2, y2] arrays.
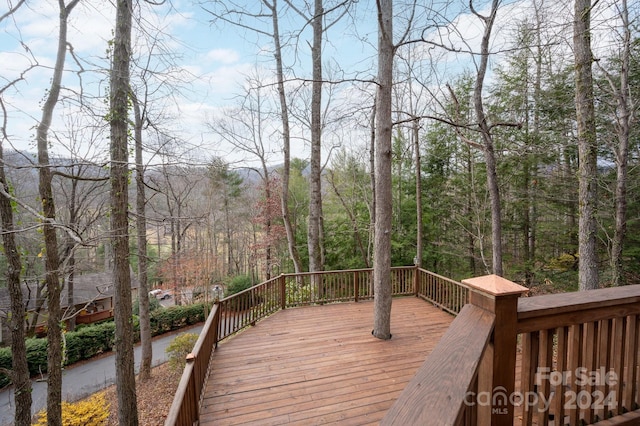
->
[[103, 363, 182, 425]]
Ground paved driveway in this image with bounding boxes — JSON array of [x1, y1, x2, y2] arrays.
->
[[0, 324, 203, 425]]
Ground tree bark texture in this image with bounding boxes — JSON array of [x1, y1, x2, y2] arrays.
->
[[0, 151, 32, 424], [574, 0, 599, 291], [36, 1, 79, 423], [110, 0, 139, 423], [413, 119, 423, 268], [133, 94, 152, 381], [307, 0, 323, 273], [268, 0, 303, 274], [372, 0, 393, 340], [610, 0, 631, 286], [473, 0, 503, 277]]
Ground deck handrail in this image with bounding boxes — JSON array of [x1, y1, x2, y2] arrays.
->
[[416, 267, 469, 315], [384, 274, 528, 425], [516, 284, 640, 424], [381, 304, 495, 425], [165, 303, 220, 425], [385, 277, 640, 425], [165, 266, 466, 426]]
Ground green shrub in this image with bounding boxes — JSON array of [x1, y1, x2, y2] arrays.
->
[[0, 303, 210, 389], [225, 275, 253, 297], [0, 347, 10, 388], [132, 295, 161, 316], [149, 303, 207, 335], [65, 322, 116, 365], [26, 338, 48, 377], [225, 275, 264, 311], [166, 333, 199, 371], [286, 281, 313, 305]]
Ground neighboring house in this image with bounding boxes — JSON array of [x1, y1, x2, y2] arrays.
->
[[0, 270, 139, 345]]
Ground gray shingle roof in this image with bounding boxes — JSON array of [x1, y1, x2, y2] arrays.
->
[[0, 271, 139, 316]]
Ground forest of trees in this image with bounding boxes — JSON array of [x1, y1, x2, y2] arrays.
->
[[1, 0, 638, 423]]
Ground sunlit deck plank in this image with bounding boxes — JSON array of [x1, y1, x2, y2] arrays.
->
[[199, 297, 453, 425]]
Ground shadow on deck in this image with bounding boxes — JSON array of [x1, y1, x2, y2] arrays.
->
[[199, 297, 453, 425]]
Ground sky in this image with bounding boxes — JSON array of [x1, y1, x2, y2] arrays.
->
[[0, 0, 625, 170]]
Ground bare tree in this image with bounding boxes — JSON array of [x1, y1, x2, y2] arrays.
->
[[109, 0, 139, 422], [54, 116, 110, 332], [574, 0, 599, 290], [0, 92, 32, 426], [203, 0, 304, 273], [208, 78, 278, 278], [372, 0, 393, 340], [266, 0, 303, 273], [0, 5, 33, 423], [470, 0, 503, 276], [286, 0, 353, 273], [308, 0, 324, 274], [34, 1, 80, 423], [599, 0, 634, 286], [131, 91, 153, 381]]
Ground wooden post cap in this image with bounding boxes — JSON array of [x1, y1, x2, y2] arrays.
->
[[462, 274, 529, 298]]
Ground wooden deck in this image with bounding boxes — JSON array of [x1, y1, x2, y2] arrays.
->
[[199, 297, 454, 425]]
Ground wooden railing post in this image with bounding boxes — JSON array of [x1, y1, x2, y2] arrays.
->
[[186, 353, 197, 423], [413, 265, 419, 296], [354, 271, 359, 302], [462, 274, 528, 426], [280, 274, 286, 310]]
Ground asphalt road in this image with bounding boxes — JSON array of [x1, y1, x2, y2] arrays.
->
[[0, 323, 203, 426]]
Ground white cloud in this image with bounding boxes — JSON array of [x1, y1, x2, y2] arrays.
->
[[206, 49, 241, 65]]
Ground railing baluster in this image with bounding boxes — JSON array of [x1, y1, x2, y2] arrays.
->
[[624, 315, 639, 412], [613, 317, 627, 415], [520, 331, 539, 424], [538, 329, 554, 426], [567, 323, 584, 425], [554, 326, 569, 423], [583, 322, 598, 423]]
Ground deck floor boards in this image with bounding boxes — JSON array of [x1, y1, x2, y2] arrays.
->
[[199, 297, 453, 425]]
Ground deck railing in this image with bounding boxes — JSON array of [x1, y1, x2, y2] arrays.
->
[[384, 276, 640, 425], [516, 285, 640, 425], [416, 268, 469, 315], [165, 266, 466, 426]]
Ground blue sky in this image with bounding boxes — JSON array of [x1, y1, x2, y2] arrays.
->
[[0, 0, 381, 166], [0, 0, 621, 168]]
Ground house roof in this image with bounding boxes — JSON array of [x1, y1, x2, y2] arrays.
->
[[0, 270, 139, 315]]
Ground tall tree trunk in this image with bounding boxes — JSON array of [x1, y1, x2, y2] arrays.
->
[[526, 3, 544, 286], [268, 0, 303, 274], [574, 0, 599, 290], [110, 0, 139, 423], [466, 145, 476, 275], [307, 0, 323, 273], [413, 119, 423, 268], [64, 177, 78, 332], [610, 0, 631, 286], [372, 0, 393, 341], [37, 2, 79, 423], [0, 144, 31, 424], [369, 97, 376, 262], [224, 198, 233, 275], [132, 93, 152, 381], [472, 0, 503, 277]]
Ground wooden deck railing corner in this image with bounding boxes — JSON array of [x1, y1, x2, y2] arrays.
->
[[462, 275, 529, 425], [389, 274, 640, 425], [384, 274, 528, 425]]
